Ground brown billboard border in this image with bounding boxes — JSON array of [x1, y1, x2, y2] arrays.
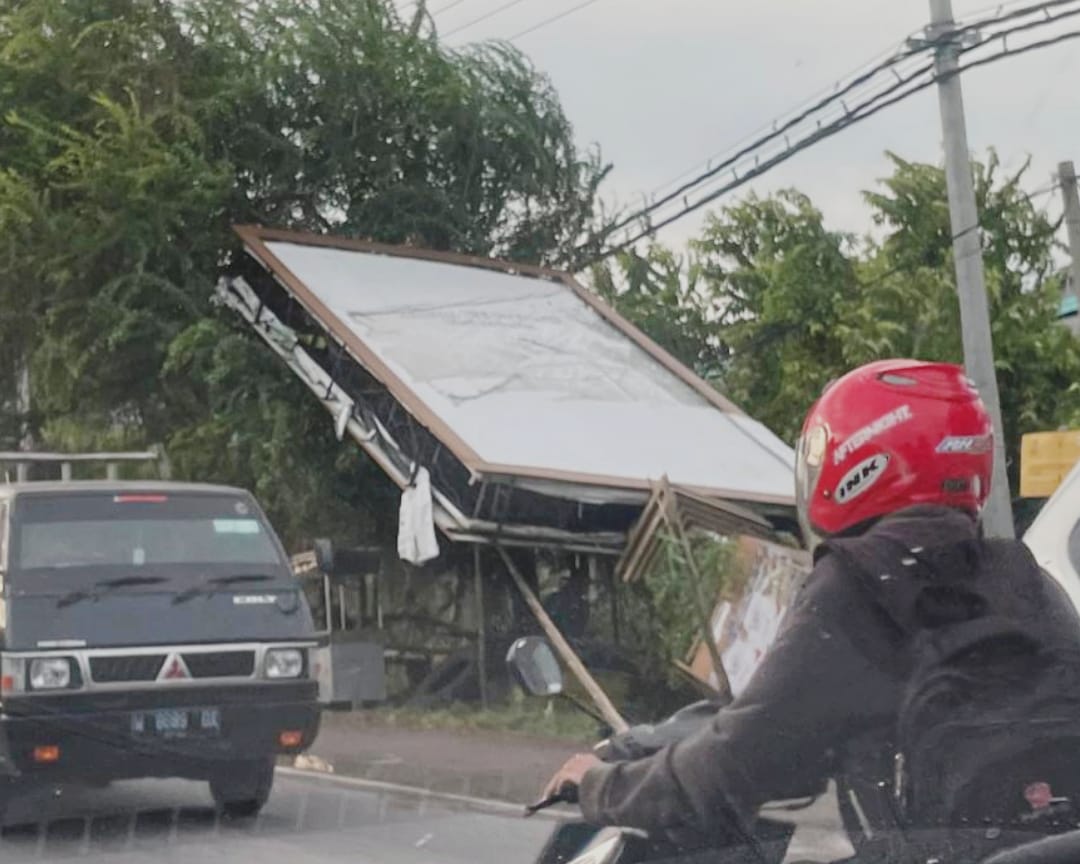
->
[[234, 225, 792, 504]]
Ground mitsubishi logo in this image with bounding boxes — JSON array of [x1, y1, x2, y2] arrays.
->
[[158, 654, 190, 681]]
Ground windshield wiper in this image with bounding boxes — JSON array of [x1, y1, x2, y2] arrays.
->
[[171, 573, 274, 605], [56, 575, 169, 609]]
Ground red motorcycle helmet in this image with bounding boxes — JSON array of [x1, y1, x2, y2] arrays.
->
[[795, 359, 992, 550]]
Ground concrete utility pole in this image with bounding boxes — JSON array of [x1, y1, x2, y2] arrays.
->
[[929, 0, 1014, 538], [1060, 161, 1080, 301]]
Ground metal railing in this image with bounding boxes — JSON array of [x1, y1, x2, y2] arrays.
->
[[0, 449, 164, 482]]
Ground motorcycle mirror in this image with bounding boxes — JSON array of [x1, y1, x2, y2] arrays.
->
[[506, 636, 563, 697]]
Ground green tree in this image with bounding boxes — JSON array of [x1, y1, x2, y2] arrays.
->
[[598, 153, 1080, 492], [591, 244, 723, 382], [0, 0, 610, 547], [862, 153, 1080, 484], [690, 189, 864, 440]]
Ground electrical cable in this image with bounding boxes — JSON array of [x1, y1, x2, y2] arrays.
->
[[952, 0, 1080, 39], [584, 73, 938, 265], [584, 5, 1080, 263], [644, 37, 935, 204], [580, 25, 1080, 267], [599, 50, 936, 242], [399, 0, 470, 15], [1024, 181, 1061, 201], [507, 0, 605, 40], [960, 0, 1080, 50], [613, 0, 1080, 241], [960, 22, 1080, 72], [431, 0, 470, 15], [609, 54, 937, 240], [442, 0, 534, 38]]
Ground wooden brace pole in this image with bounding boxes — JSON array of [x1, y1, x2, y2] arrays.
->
[[672, 521, 733, 701], [657, 480, 733, 700], [474, 546, 488, 709], [497, 546, 628, 734]]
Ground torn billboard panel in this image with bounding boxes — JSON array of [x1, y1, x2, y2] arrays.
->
[[234, 227, 795, 507], [218, 264, 634, 553], [617, 479, 781, 585]]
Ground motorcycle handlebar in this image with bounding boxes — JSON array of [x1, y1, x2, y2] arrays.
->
[[524, 784, 580, 817]]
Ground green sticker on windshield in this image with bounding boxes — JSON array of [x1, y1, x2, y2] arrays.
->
[[213, 519, 261, 535]]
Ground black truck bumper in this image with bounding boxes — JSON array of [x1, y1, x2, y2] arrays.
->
[[0, 682, 320, 784]]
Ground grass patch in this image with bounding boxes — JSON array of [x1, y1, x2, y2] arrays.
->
[[341, 696, 603, 743]]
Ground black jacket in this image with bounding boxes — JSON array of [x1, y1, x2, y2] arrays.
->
[[577, 506, 1080, 847]]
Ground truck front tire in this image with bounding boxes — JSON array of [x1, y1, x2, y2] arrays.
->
[[209, 757, 275, 819]]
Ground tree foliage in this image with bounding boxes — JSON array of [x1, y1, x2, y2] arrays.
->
[[0, 0, 610, 547], [597, 152, 1079, 492]]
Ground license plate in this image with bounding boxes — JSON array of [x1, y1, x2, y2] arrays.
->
[[156, 710, 188, 732], [132, 708, 221, 738]]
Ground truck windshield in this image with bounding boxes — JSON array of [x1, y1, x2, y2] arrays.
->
[[12, 492, 284, 570]]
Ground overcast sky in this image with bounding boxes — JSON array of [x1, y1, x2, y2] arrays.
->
[[431, 0, 1080, 253]]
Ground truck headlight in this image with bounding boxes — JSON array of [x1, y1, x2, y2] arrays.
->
[[29, 658, 74, 690], [264, 648, 303, 679]]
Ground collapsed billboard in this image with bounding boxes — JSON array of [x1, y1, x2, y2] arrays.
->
[[219, 226, 797, 552]]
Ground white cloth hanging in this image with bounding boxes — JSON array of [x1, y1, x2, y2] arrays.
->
[[397, 466, 439, 565]]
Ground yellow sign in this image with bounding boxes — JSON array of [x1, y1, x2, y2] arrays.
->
[[1020, 430, 1080, 498]]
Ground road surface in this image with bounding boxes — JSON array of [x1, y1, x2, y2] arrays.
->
[[0, 770, 558, 864], [306, 715, 584, 804]]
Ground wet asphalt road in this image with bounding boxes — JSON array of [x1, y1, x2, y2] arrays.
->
[[0, 771, 558, 864]]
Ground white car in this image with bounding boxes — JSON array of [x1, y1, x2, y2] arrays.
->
[[1024, 460, 1080, 612]]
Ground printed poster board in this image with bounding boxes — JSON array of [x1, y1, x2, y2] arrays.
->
[[687, 536, 811, 698]]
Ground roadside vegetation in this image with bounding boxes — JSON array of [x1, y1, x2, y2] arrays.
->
[[3, 1, 1076, 707]]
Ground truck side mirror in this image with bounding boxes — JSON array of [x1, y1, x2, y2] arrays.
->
[[506, 636, 563, 696]]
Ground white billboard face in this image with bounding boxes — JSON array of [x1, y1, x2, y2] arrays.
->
[[262, 239, 794, 503]]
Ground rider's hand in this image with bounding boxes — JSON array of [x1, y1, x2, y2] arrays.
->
[[541, 753, 602, 802]]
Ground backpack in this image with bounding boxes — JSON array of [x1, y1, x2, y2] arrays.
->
[[827, 535, 1080, 843]]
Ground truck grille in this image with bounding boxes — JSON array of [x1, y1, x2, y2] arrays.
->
[[90, 654, 166, 683], [181, 651, 255, 678]]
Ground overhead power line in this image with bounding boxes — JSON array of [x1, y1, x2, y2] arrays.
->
[[955, 0, 1080, 37], [608, 49, 935, 242], [581, 0, 1080, 265], [1025, 181, 1061, 201], [431, 0, 470, 15], [442, 0, 535, 38], [962, 13, 1080, 71], [617, 0, 1080, 243], [582, 20, 1080, 267], [508, 0, 605, 41], [641, 0, 1079, 208], [591, 72, 940, 260], [644, 41, 937, 205], [960, 0, 1080, 49], [395, 0, 469, 23]]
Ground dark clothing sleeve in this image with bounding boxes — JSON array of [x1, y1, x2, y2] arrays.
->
[[577, 554, 903, 847]]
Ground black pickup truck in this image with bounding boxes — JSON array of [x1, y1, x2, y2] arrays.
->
[[0, 481, 321, 820]]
